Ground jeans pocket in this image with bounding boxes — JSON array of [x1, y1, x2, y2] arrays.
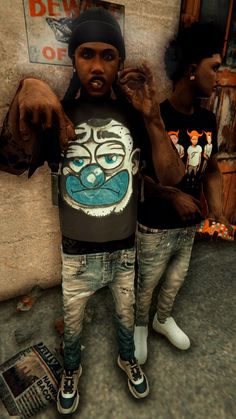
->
[[62, 253, 87, 278], [137, 231, 167, 257]]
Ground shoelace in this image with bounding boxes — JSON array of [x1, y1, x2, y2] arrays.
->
[[129, 360, 142, 381], [63, 371, 75, 394]]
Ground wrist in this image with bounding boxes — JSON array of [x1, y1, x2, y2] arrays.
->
[[144, 114, 165, 129]]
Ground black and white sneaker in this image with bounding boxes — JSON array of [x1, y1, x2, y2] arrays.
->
[[117, 356, 149, 398], [57, 366, 82, 414]]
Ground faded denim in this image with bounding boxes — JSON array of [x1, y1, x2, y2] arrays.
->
[[62, 248, 136, 370], [136, 224, 196, 325]]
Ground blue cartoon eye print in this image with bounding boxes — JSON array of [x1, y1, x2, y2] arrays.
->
[[61, 119, 140, 217]]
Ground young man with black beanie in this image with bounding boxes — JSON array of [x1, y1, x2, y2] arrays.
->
[[56, 8, 152, 413], [0, 7, 185, 415]]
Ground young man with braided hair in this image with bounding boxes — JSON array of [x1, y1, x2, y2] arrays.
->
[[0, 7, 185, 414]]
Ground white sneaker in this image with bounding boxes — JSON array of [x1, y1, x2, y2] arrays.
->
[[134, 326, 148, 365], [152, 315, 190, 350]]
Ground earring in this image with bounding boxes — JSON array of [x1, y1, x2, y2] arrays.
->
[[73, 68, 76, 73], [190, 75, 195, 81]]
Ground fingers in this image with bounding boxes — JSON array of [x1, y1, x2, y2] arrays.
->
[[17, 78, 77, 153], [192, 196, 202, 208], [185, 197, 202, 213], [37, 107, 76, 151], [119, 67, 146, 82], [140, 62, 154, 84], [39, 100, 62, 129], [118, 71, 146, 103], [56, 109, 76, 150], [119, 62, 153, 80], [186, 201, 202, 216], [181, 208, 202, 224], [19, 102, 75, 151], [19, 99, 54, 133], [41, 107, 53, 130], [18, 78, 62, 131], [118, 62, 158, 117], [175, 196, 202, 223], [118, 65, 147, 95], [65, 116, 76, 142], [119, 64, 153, 89], [118, 82, 133, 100], [19, 105, 32, 141]]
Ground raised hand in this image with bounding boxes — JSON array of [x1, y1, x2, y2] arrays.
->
[[118, 63, 162, 123], [18, 78, 76, 151]]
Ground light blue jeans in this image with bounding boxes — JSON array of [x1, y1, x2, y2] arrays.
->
[[61, 248, 136, 370], [136, 224, 196, 325]]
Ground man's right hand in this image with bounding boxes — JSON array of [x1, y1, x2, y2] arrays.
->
[[18, 78, 76, 151], [143, 176, 202, 224], [169, 189, 202, 224], [118, 63, 163, 124]]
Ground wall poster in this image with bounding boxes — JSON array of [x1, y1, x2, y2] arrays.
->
[[22, 0, 125, 66]]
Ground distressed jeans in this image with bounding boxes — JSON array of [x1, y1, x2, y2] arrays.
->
[[136, 224, 196, 325], [61, 248, 136, 370]]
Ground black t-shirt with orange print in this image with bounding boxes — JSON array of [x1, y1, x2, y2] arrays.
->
[[138, 99, 218, 229]]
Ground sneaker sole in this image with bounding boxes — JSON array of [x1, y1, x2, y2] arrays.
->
[[117, 357, 149, 399]]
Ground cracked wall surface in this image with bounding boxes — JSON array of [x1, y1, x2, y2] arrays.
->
[[0, 0, 181, 300]]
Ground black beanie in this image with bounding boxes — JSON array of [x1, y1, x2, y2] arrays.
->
[[68, 7, 125, 61]]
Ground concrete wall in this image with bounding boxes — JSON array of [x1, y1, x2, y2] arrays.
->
[[0, 0, 181, 301]]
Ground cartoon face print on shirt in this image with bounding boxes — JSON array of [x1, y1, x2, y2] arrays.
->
[[61, 118, 140, 216]]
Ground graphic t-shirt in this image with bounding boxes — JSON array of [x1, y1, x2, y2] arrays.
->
[[138, 99, 218, 229], [59, 94, 146, 252]]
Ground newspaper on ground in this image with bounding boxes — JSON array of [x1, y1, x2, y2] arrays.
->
[[0, 342, 63, 418]]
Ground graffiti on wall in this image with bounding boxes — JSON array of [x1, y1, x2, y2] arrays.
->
[[22, 0, 125, 66]]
